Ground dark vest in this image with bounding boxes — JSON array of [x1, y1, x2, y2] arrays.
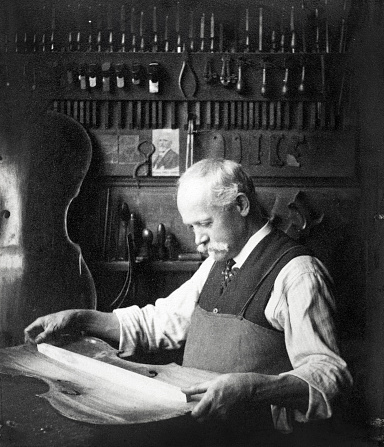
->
[[183, 228, 311, 375]]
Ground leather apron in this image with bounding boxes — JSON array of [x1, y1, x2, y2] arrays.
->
[[182, 230, 311, 438]]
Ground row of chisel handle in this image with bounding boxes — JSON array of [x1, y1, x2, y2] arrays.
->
[[51, 100, 347, 131], [4, 2, 350, 55]]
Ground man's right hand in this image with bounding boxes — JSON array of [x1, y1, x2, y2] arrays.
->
[[24, 309, 81, 344]]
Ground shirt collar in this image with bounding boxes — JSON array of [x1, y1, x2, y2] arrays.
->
[[233, 221, 272, 268]]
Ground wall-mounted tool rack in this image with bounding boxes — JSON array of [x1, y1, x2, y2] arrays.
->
[[0, 0, 362, 312]]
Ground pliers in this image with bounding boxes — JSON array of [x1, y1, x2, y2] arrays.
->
[[178, 49, 198, 98]]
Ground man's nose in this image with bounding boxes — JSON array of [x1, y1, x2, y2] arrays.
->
[[194, 229, 209, 247]]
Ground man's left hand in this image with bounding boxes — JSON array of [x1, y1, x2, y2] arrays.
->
[[181, 373, 257, 422]]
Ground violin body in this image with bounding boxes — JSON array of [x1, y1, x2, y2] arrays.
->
[[0, 111, 96, 347]]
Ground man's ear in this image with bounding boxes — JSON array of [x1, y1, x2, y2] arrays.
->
[[236, 193, 250, 216]]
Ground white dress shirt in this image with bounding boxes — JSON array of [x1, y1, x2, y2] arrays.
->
[[114, 222, 352, 431]]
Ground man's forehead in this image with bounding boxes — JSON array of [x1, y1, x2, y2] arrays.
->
[[177, 180, 212, 211]]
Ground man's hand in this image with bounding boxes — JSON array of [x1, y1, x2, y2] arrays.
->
[[181, 373, 258, 422], [182, 372, 309, 423], [24, 310, 81, 344]]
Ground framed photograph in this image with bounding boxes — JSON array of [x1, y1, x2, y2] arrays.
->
[[152, 129, 180, 176]]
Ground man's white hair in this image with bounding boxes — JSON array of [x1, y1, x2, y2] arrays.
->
[[178, 158, 256, 208]]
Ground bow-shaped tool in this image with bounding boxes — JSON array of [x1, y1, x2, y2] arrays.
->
[[133, 140, 156, 177], [178, 50, 198, 98]]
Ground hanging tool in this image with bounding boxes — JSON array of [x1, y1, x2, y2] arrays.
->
[[314, 8, 320, 53], [236, 58, 245, 94], [133, 140, 156, 178], [88, 64, 97, 88], [280, 7, 286, 53], [220, 55, 231, 87], [107, 4, 113, 52], [110, 203, 136, 308], [75, 2, 81, 52], [120, 5, 126, 52], [87, 18, 93, 52], [200, 13, 205, 52], [96, 4, 103, 52], [185, 114, 195, 170], [179, 50, 198, 98], [301, 0, 307, 53], [231, 134, 242, 163], [148, 62, 160, 93], [116, 63, 125, 89], [176, 2, 182, 53], [339, 0, 347, 53], [115, 202, 131, 262], [260, 62, 267, 96], [131, 63, 143, 85], [189, 10, 195, 51], [271, 30, 277, 52], [164, 15, 169, 52], [258, 7, 263, 52], [290, 6, 296, 53], [22, 32, 28, 53], [138, 229, 153, 261], [244, 9, 250, 52], [298, 64, 305, 93], [282, 66, 289, 96], [204, 58, 215, 84], [157, 223, 167, 260], [152, 6, 158, 52], [79, 64, 87, 90], [131, 7, 136, 52], [139, 11, 145, 52], [325, 0, 329, 53], [102, 62, 111, 92], [210, 13, 215, 52], [13, 32, 19, 53], [108, 232, 136, 309], [50, 4, 56, 52]]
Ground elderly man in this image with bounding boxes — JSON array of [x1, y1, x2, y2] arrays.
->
[[25, 158, 351, 442], [152, 133, 179, 172]]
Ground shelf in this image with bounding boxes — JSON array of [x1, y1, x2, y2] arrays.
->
[[92, 260, 202, 273]]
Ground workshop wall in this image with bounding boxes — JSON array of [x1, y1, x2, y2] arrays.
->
[[0, 0, 365, 367]]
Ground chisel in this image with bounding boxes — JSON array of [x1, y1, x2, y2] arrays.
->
[[120, 5, 126, 52], [244, 9, 250, 52], [139, 11, 144, 52], [164, 15, 169, 52], [189, 11, 194, 51], [152, 6, 158, 52], [210, 13, 215, 53], [176, 3, 181, 53], [200, 13, 205, 52], [131, 7, 137, 52]]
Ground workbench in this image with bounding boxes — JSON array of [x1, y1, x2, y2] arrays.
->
[[0, 337, 376, 447]]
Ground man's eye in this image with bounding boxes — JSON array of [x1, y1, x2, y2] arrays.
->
[[200, 222, 212, 228]]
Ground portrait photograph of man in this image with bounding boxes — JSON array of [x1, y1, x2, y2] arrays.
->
[[152, 129, 180, 176]]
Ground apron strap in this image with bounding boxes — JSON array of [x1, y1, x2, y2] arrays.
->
[[237, 245, 308, 319]]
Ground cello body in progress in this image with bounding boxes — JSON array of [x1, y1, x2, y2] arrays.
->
[[0, 110, 96, 347]]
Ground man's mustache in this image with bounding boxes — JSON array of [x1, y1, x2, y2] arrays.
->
[[197, 242, 229, 255]]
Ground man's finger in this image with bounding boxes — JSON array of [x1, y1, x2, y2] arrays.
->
[[181, 381, 210, 396], [190, 393, 212, 420]]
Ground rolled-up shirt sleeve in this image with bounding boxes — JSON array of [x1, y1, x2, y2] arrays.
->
[[266, 255, 353, 427], [113, 257, 214, 355]]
